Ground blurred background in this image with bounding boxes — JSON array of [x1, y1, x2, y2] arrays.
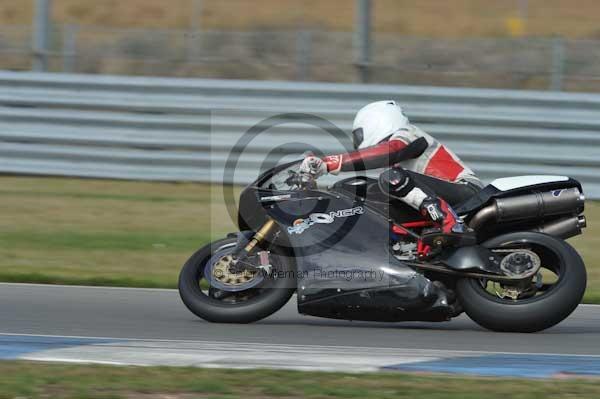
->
[[3, 0, 600, 91]]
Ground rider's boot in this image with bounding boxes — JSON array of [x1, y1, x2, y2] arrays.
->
[[419, 197, 476, 248]]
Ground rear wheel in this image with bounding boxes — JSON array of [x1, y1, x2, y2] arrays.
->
[[178, 237, 296, 323], [457, 232, 586, 333]]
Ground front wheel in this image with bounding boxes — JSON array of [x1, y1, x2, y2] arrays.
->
[[178, 237, 296, 323], [457, 232, 586, 333]]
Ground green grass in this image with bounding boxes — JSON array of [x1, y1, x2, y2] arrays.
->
[[1, 176, 599, 302], [1, 361, 600, 399], [0, 176, 237, 289]]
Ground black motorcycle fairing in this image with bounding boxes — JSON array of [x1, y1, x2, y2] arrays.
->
[[264, 190, 336, 226], [235, 161, 585, 324], [238, 186, 270, 233], [330, 176, 424, 224], [265, 191, 453, 321], [299, 280, 453, 322], [241, 172, 425, 234], [329, 175, 374, 199]]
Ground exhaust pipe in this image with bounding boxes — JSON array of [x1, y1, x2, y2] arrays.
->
[[534, 215, 587, 239], [469, 187, 584, 231]]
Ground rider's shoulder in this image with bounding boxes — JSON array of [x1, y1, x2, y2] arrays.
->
[[390, 124, 424, 143]]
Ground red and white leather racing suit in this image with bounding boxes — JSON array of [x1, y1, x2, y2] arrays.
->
[[320, 125, 482, 237]]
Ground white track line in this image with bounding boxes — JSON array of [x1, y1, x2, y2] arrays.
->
[[2, 332, 600, 359], [0, 282, 177, 293]]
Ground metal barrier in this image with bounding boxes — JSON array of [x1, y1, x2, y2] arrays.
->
[[1, 71, 600, 196]]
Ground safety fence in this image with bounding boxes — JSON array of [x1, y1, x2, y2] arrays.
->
[[1, 71, 600, 196]]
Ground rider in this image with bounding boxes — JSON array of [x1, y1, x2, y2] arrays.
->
[[299, 100, 482, 245]]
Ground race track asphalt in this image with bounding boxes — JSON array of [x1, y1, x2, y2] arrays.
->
[[1, 283, 599, 356]]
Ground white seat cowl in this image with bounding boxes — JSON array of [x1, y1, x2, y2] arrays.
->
[[490, 175, 570, 191]]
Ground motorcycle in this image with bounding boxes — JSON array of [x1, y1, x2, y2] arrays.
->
[[179, 160, 587, 333]]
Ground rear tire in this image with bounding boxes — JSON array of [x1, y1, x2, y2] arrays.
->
[[178, 237, 296, 323], [457, 232, 586, 333]]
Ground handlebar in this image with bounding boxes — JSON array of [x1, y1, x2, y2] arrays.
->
[[285, 170, 317, 190]]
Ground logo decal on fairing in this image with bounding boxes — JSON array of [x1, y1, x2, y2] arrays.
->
[[260, 194, 292, 202], [287, 206, 365, 235]]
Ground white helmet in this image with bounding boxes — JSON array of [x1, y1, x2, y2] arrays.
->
[[352, 101, 409, 150]]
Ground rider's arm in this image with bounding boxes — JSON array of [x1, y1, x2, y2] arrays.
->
[[322, 136, 428, 174]]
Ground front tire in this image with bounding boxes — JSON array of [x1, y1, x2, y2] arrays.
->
[[178, 237, 296, 323], [457, 232, 586, 333]]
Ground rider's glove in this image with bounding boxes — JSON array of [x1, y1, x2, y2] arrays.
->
[[300, 156, 328, 178]]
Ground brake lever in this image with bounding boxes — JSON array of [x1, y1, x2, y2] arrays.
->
[[299, 172, 317, 190], [285, 171, 316, 190], [285, 171, 301, 188]]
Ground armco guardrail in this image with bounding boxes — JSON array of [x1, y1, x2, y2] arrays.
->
[[1, 71, 600, 196]]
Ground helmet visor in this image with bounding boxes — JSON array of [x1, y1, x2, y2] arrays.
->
[[352, 128, 364, 150]]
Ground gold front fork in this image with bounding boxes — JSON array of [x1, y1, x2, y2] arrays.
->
[[243, 219, 277, 254]]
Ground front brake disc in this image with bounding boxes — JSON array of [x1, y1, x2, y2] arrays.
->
[[204, 248, 265, 292]]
